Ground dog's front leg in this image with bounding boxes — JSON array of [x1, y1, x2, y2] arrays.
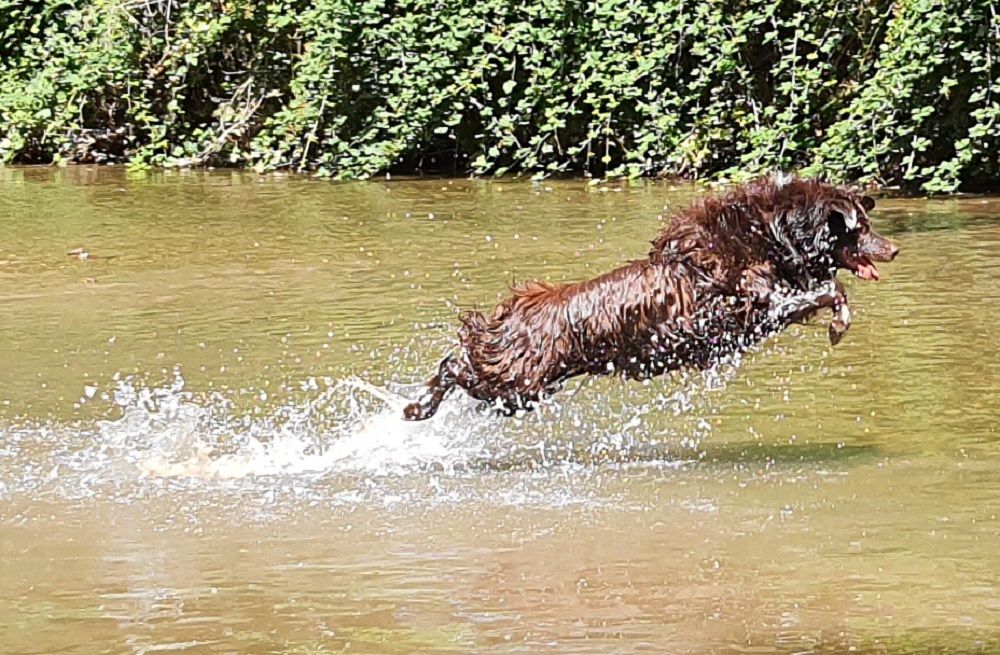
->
[[768, 280, 838, 322], [827, 279, 851, 346], [769, 279, 851, 345]]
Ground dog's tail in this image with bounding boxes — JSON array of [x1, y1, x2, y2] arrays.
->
[[402, 354, 466, 421]]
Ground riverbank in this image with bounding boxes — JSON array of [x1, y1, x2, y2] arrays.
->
[[2, 1, 998, 192]]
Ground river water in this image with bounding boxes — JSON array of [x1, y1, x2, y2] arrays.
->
[[1, 167, 999, 653]]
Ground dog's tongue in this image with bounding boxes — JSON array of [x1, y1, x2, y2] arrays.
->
[[855, 258, 880, 281]]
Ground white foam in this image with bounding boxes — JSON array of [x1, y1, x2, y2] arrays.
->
[[132, 376, 494, 479], [2, 358, 742, 502]]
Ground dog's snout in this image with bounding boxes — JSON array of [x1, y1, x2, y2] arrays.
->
[[859, 230, 899, 263]]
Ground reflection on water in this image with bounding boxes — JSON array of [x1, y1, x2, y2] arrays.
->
[[2, 167, 1000, 653]]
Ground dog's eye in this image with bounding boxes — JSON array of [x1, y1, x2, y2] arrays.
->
[[828, 211, 849, 233]]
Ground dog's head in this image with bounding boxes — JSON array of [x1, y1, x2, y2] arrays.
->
[[826, 194, 899, 281], [770, 179, 899, 282]]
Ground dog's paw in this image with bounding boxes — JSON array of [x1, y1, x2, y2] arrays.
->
[[828, 302, 851, 346], [828, 320, 848, 346], [403, 402, 428, 421]]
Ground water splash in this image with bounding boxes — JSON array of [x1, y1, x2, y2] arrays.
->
[[0, 356, 744, 506], [103, 371, 501, 479]]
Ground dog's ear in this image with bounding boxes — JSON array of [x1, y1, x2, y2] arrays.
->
[[829, 203, 859, 230], [824, 202, 859, 232], [860, 195, 875, 212]]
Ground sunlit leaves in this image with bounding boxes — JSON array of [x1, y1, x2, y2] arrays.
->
[[0, 0, 998, 191]]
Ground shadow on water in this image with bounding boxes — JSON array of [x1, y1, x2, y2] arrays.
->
[[697, 440, 881, 466], [794, 632, 1000, 655], [465, 439, 881, 473]]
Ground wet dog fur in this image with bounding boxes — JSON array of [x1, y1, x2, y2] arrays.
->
[[403, 175, 899, 421]]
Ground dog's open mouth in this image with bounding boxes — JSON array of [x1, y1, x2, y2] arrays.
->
[[839, 247, 880, 281]]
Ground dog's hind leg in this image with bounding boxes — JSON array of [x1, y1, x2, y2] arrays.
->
[[402, 354, 468, 421]]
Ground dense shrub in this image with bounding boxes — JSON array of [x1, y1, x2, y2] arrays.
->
[[1, 0, 997, 192]]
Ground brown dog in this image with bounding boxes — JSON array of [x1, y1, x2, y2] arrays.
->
[[404, 175, 899, 420]]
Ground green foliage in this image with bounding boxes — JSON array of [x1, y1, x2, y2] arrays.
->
[[1, 0, 998, 192]]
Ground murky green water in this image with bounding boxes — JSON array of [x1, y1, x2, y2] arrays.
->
[[2, 167, 1000, 654]]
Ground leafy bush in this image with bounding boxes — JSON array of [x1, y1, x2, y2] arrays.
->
[[1, 0, 997, 192]]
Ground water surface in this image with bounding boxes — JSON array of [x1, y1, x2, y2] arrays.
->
[[2, 167, 1000, 653]]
